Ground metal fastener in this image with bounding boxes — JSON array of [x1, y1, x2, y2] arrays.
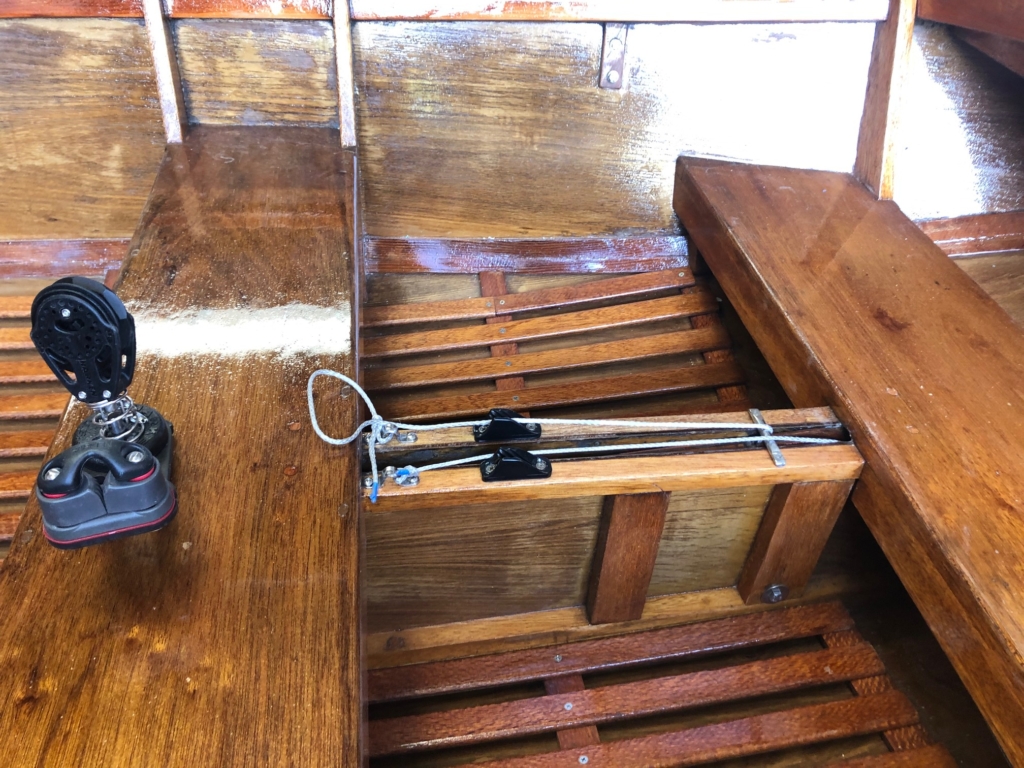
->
[[564, 702, 573, 711], [554, 654, 563, 662], [579, 757, 589, 765], [127, 451, 146, 464], [44, 467, 61, 481], [762, 584, 789, 604], [78, 391, 87, 400], [483, 463, 496, 475], [362, 475, 374, 488], [535, 459, 546, 470], [397, 432, 418, 444], [605, 69, 620, 84], [499, 328, 507, 334], [499, 299, 505, 305], [512, 395, 520, 401], [102, 390, 111, 399], [678, 271, 687, 277], [61, 308, 71, 318], [486, 301, 492, 307], [505, 361, 512, 366], [527, 423, 539, 431]]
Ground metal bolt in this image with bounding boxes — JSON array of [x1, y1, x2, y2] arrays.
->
[[127, 451, 146, 464], [512, 396, 520, 401], [554, 654, 563, 662], [102, 390, 111, 399], [61, 308, 71, 318], [397, 432, 418, 444], [535, 459, 546, 470], [78, 391, 87, 400], [678, 271, 687, 277], [563, 702, 573, 711], [485, 301, 492, 307], [762, 584, 789, 604], [499, 328, 507, 334], [527, 423, 539, 431], [605, 69, 620, 84], [362, 475, 374, 488], [505, 361, 512, 366], [579, 757, 589, 765], [44, 467, 61, 481], [483, 463, 496, 475], [499, 299, 505, 305]]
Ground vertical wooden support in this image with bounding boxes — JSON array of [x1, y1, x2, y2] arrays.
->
[[586, 492, 670, 624], [738, 480, 854, 605], [142, 0, 187, 143], [334, 0, 358, 147], [854, 0, 917, 199], [479, 271, 529, 403], [543, 675, 601, 749], [682, 282, 749, 407]]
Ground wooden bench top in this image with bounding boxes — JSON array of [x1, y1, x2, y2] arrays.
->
[[0, 127, 363, 766], [674, 157, 1024, 765]]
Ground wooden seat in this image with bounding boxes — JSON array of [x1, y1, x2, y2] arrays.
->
[[368, 601, 955, 767], [361, 269, 748, 422]]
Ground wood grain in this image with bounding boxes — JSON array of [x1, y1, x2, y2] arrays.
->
[[0, 20, 164, 239], [0, 239, 128, 279], [0, 470, 35, 500], [0, 0, 332, 18], [674, 157, 1024, 764], [918, 0, 1024, 43], [738, 481, 855, 604], [370, 645, 884, 756], [0, 327, 32, 350], [855, 0, 917, 198], [918, 211, 1024, 257], [0, 392, 69, 419], [369, 443, 864, 512], [453, 690, 918, 767], [363, 237, 691, 274], [0, 360, 53, 384], [828, 744, 958, 766], [956, 251, 1024, 328], [144, 0, 187, 142], [0, 295, 33, 318], [349, 0, 889, 21], [0, 127, 363, 766], [543, 675, 599, 750], [333, 0, 356, 146], [957, 27, 1024, 79], [0, 430, 53, 457], [376, 361, 746, 421], [586, 492, 668, 624], [173, 19, 338, 127], [368, 601, 855, 702]]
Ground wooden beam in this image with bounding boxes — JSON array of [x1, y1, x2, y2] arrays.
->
[[542, 676, 600, 750], [0, 393, 68, 419], [0, 239, 128, 280], [918, 0, 1024, 45], [586, 492, 669, 624], [0, 471, 35, 501], [143, 0, 187, 143], [0, 0, 331, 17], [917, 210, 1024, 257], [855, 0, 917, 199], [737, 480, 854, 605], [333, 0, 357, 147], [673, 157, 1024, 764]]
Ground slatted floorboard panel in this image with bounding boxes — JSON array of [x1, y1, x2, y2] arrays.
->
[[362, 270, 749, 422], [368, 602, 953, 767]]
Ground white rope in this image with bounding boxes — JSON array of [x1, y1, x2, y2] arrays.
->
[[307, 369, 843, 500]]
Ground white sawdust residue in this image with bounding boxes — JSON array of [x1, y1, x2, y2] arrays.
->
[[126, 302, 351, 358]]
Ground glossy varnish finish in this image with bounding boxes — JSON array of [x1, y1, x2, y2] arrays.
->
[[0, 127, 363, 766], [674, 158, 1024, 764]]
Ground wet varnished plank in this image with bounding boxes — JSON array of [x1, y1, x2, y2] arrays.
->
[[0, 127, 362, 766], [674, 158, 1024, 764]]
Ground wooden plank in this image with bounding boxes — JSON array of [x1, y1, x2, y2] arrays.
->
[[0, 327, 32, 350], [737, 481, 854, 605], [854, 0, 917, 199], [0, 512, 20, 542], [543, 675, 599, 750], [377, 360, 746, 421], [479, 271, 526, 394], [363, 237, 691, 273], [363, 292, 718, 358], [0, 360, 53, 384], [370, 644, 885, 757], [365, 327, 731, 391], [0, 0, 331, 17], [957, 28, 1024, 79], [0, 240, 128, 279], [0, 430, 53, 458], [362, 269, 695, 327], [827, 745, 958, 766], [452, 690, 918, 768], [173, 20, 338, 128], [0, 471, 34, 500], [144, 0, 187, 143], [369, 601, 854, 702], [0, 128, 363, 764], [369, 443, 864, 512], [0, 21, 164, 240], [918, 211, 1024, 257], [956, 251, 1024, 328], [673, 158, 1024, 764], [0, 393, 68, 419], [918, 0, 1024, 44], [684, 286, 747, 405], [0, 295, 33, 319], [0, 0, 140, 16], [586, 492, 669, 624], [350, 0, 890, 21], [333, 0, 356, 146]]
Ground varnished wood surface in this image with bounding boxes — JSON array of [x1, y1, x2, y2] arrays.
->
[[0, 239, 127, 280], [674, 158, 1024, 764], [958, 28, 1024, 79], [918, 0, 1024, 43], [0, 20, 164, 239], [0, 127, 363, 766], [0, 0, 331, 17], [918, 211, 1024, 256], [956, 250, 1024, 328], [354, 21, 874, 238], [829, 744, 958, 766]]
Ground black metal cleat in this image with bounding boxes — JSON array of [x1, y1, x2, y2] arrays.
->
[[472, 409, 541, 443], [480, 446, 552, 482]]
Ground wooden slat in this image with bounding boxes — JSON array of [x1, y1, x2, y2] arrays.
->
[[957, 28, 1024, 79], [0, 430, 54, 458], [363, 292, 717, 359], [378, 361, 745, 421], [0, 393, 68, 420], [0, 512, 21, 542], [918, 0, 1024, 44], [0, 471, 35, 501], [0, 296, 33, 319], [0, 240, 127, 280], [369, 601, 853, 703], [0, 327, 33, 351], [0, 0, 140, 16], [363, 236, 690, 275], [453, 690, 918, 768], [365, 327, 731, 391], [0, 0, 331, 18], [543, 676, 599, 750], [479, 271, 526, 395], [738, 481, 855, 605], [828, 745, 958, 766], [362, 269, 695, 327], [371, 644, 885, 757], [143, 0, 187, 143], [369, 444, 864, 511], [349, 0, 890, 22], [586, 492, 669, 625], [334, 0, 357, 147], [917, 211, 1024, 257], [0, 360, 55, 384]]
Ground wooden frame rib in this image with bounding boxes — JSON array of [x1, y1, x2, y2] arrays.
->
[[143, 0, 188, 143], [333, 0, 357, 147]]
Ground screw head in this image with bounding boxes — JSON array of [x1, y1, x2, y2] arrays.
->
[[362, 475, 374, 488], [535, 459, 546, 470], [527, 423, 539, 431], [102, 390, 112, 399], [77, 391, 87, 400], [512, 395, 520, 401], [762, 584, 789, 604], [397, 432, 418, 444], [43, 467, 61, 481], [483, 463, 496, 474], [605, 69, 620, 84], [505, 361, 512, 366], [554, 654, 563, 662], [579, 757, 589, 765], [499, 328, 507, 334], [564, 702, 573, 711], [61, 308, 71, 318], [499, 299, 505, 305], [127, 451, 146, 464]]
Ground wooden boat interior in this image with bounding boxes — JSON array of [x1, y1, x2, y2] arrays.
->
[[1, 1, 1023, 766]]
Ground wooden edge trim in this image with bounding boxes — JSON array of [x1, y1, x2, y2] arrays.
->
[[365, 443, 864, 512], [916, 210, 1024, 257], [826, 744, 958, 766], [368, 600, 853, 702], [0, 0, 332, 18], [917, 0, 1024, 43], [363, 236, 690, 275], [333, 0, 357, 147], [143, 0, 188, 143], [0, 239, 128, 280], [955, 28, 1024, 80]]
